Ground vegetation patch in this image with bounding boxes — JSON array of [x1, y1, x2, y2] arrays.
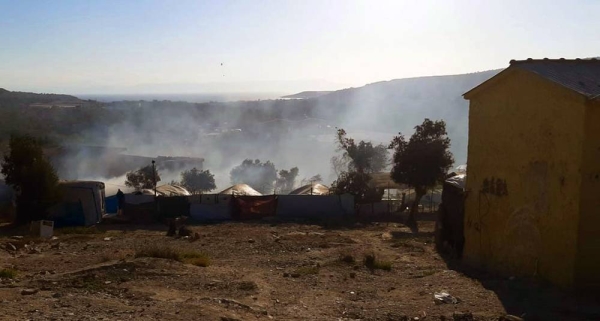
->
[[72, 275, 105, 291], [0, 268, 17, 279], [57, 226, 104, 235], [135, 245, 210, 267], [237, 281, 258, 291], [363, 253, 392, 272], [293, 266, 319, 276], [391, 240, 425, 252], [339, 253, 356, 264], [135, 244, 180, 261], [180, 251, 211, 267]]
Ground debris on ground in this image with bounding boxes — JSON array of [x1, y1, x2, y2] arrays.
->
[[21, 288, 38, 295], [434, 291, 460, 304]]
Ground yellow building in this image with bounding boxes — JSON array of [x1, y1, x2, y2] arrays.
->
[[463, 58, 600, 290]]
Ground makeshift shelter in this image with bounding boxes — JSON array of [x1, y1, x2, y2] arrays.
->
[[288, 184, 330, 195], [219, 184, 262, 196], [47, 181, 106, 227], [435, 174, 466, 258]]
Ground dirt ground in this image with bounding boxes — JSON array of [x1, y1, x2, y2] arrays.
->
[[0, 218, 598, 321]]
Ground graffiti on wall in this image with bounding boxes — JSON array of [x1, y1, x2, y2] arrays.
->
[[481, 177, 508, 196]]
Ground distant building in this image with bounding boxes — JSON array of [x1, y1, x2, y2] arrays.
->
[[463, 58, 600, 290]]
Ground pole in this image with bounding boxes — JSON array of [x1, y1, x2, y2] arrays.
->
[[430, 189, 433, 213], [152, 160, 156, 197]]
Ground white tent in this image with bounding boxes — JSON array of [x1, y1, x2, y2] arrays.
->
[[218, 184, 262, 196]]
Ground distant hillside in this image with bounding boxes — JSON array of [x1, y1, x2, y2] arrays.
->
[[0, 88, 87, 108], [281, 91, 332, 99], [309, 69, 503, 165]]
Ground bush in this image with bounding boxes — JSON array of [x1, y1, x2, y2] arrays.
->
[[363, 253, 392, 271], [0, 268, 17, 279]]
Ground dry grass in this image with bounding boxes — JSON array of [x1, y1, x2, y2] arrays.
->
[[339, 253, 356, 264], [0, 268, 17, 279], [57, 227, 104, 235], [135, 245, 210, 267], [180, 251, 211, 267], [135, 244, 180, 261], [237, 281, 258, 291], [294, 266, 319, 276], [363, 253, 392, 272]]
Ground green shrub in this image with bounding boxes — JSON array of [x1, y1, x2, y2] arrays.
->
[[0, 268, 17, 279]]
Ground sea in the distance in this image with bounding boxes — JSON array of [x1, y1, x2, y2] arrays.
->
[[79, 92, 286, 103]]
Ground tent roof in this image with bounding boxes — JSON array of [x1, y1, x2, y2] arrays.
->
[[219, 184, 262, 196], [140, 184, 191, 196], [289, 183, 330, 195]]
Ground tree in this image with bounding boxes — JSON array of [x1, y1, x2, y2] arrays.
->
[[301, 174, 322, 186], [331, 171, 384, 203], [389, 119, 454, 229], [330, 129, 388, 203], [230, 159, 277, 194], [125, 165, 161, 190], [333, 128, 388, 174], [275, 167, 299, 194], [1, 135, 60, 224], [180, 168, 216, 194]]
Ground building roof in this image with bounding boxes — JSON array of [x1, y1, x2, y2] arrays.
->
[[464, 58, 600, 99]]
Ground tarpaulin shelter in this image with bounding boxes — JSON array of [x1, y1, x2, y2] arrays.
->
[[232, 195, 278, 220], [47, 181, 106, 227], [435, 174, 466, 257]]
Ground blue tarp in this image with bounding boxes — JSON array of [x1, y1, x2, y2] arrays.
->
[[47, 201, 86, 228], [105, 195, 118, 214]]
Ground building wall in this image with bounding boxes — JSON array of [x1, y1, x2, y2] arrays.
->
[[464, 68, 586, 288], [575, 99, 600, 290]]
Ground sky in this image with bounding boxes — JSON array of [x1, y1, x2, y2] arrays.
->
[[1, 0, 600, 95]]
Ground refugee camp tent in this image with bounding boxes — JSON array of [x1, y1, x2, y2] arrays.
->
[[219, 184, 262, 196], [47, 181, 106, 227], [288, 184, 330, 195], [141, 184, 191, 197]]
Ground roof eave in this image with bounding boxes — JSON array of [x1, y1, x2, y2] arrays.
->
[[463, 67, 512, 100]]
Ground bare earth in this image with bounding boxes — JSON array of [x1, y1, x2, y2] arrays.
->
[[0, 220, 597, 321]]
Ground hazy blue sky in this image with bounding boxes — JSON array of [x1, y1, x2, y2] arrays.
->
[[1, 0, 599, 94]]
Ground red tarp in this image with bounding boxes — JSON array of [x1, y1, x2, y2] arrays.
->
[[232, 195, 278, 220]]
